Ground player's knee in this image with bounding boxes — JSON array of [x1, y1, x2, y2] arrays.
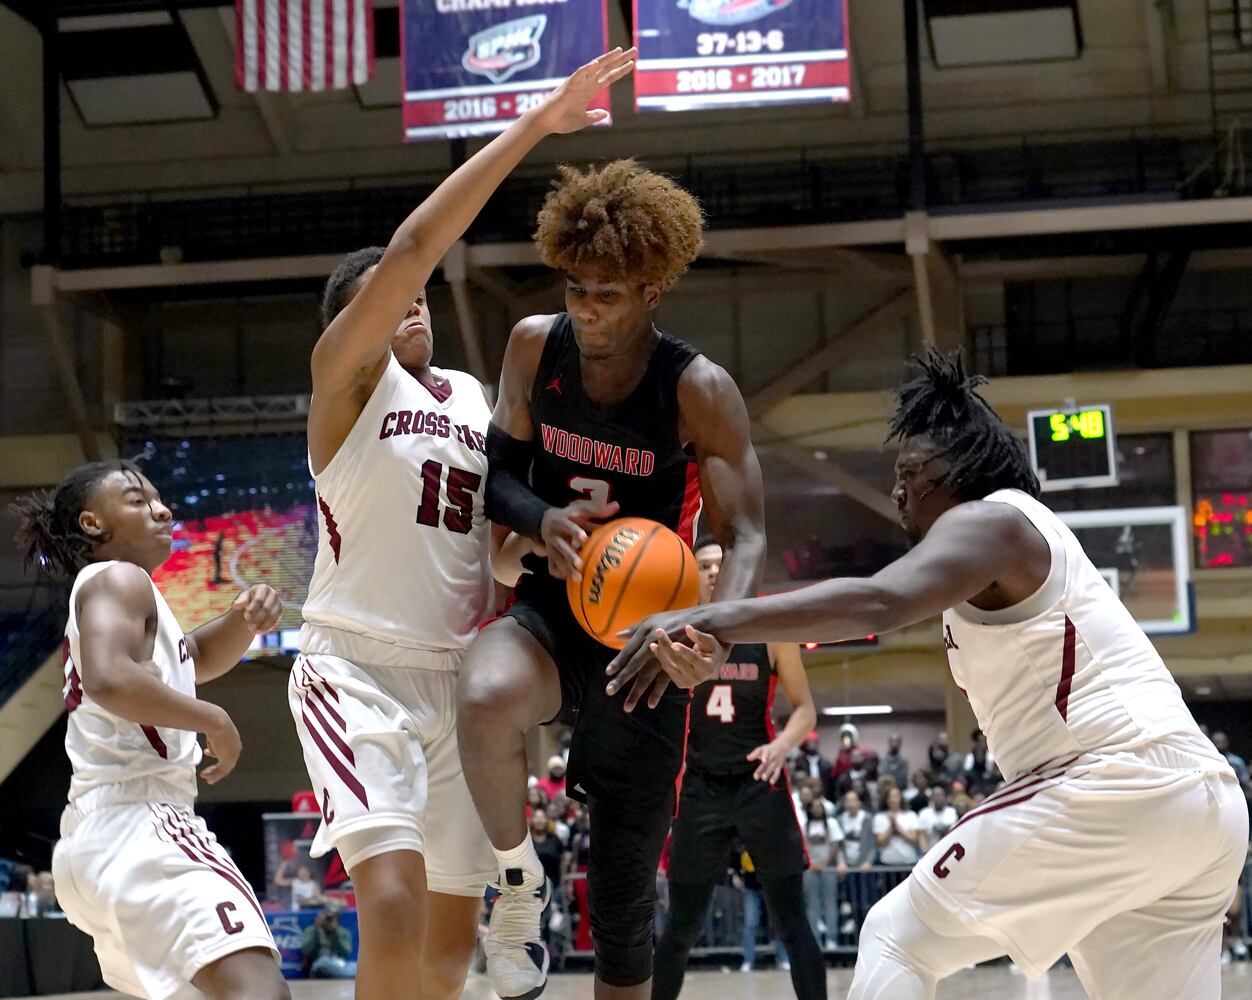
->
[[456, 655, 530, 726], [356, 871, 424, 941]]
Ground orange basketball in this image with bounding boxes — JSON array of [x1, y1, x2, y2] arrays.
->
[[567, 517, 700, 650]]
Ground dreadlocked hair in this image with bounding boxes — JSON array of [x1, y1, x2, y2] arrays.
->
[[10, 460, 140, 579], [534, 160, 704, 288], [887, 349, 1040, 501], [321, 246, 386, 329]]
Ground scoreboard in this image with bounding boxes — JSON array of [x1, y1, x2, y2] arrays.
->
[[1027, 404, 1119, 491], [633, 0, 851, 113]]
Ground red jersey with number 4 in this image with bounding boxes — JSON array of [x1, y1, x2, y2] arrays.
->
[[301, 354, 492, 662], [524, 313, 703, 584], [686, 643, 775, 777]]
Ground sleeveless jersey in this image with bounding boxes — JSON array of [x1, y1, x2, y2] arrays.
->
[[686, 643, 775, 776], [63, 561, 201, 805], [301, 355, 493, 666], [942, 489, 1225, 782], [525, 314, 703, 583]]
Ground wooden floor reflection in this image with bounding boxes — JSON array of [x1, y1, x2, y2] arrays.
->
[[38, 962, 1252, 998]]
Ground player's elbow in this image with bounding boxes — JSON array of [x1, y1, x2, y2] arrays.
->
[[80, 663, 122, 702], [837, 580, 899, 636]]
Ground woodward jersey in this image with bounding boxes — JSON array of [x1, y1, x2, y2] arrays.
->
[[686, 643, 775, 776], [525, 314, 703, 570], [63, 561, 201, 805], [301, 355, 493, 665], [942, 488, 1225, 782]]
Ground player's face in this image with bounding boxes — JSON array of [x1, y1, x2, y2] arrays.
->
[[891, 436, 954, 543], [694, 543, 722, 604], [391, 287, 433, 371], [351, 267, 434, 370], [564, 271, 661, 361], [81, 470, 174, 572]]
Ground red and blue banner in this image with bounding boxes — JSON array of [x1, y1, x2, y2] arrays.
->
[[401, 0, 610, 142], [632, 0, 850, 113]]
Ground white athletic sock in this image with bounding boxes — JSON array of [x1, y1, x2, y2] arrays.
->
[[494, 834, 544, 885]]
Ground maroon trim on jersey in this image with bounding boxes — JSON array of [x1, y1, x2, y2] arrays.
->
[[301, 659, 340, 701], [65, 664, 83, 712], [309, 682, 346, 730], [950, 754, 1082, 833], [141, 724, 169, 759], [150, 805, 265, 923], [296, 683, 370, 810], [318, 494, 342, 563], [419, 374, 453, 404], [1054, 616, 1077, 722], [676, 462, 701, 548], [304, 693, 356, 765]]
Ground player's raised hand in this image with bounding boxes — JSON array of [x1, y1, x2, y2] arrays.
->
[[200, 707, 242, 785], [231, 584, 282, 634], [540, 498, 620, 581], [527, 47, 637, 135]]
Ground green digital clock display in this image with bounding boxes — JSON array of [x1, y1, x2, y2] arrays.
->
[[1048, 409, 1106, 442], [1027, 405, 1117, 491]]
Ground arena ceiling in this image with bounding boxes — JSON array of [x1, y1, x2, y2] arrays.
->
[[0, 1, 1220, 213]]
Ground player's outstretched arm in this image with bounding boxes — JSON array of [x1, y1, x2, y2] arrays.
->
[[308, 48, 637, 471], [607, 358, 765, 709], [76, 563, 241, 782], [186, 583, 282, 684], [611, 501, 1023, 681], [745, 643, 815, 784]]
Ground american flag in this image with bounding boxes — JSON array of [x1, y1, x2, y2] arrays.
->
[[235, 0, 375, 93]]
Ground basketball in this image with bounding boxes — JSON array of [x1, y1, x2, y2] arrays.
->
[[567, 518, 699, 649]]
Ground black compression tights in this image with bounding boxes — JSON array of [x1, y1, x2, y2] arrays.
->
[[652, 872, 826, 1000]]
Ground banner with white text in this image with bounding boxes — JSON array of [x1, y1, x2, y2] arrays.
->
[[402, 0, 610, 142], [633, 0, 849, 114]]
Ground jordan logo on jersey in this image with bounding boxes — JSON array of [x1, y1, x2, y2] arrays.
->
[[545, 375, 563, 395], [944, 624, 960, 650]]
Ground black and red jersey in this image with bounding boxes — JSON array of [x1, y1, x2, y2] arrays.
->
[[686, 643, 776, 777]]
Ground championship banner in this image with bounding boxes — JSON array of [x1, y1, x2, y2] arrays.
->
[[633, 0, 850, 114], [402, 0, 610, 142]]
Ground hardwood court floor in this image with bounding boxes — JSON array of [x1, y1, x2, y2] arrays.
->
[[36, 964, 1252, 999]]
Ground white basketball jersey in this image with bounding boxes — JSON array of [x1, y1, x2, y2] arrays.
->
[[63, 561, 201, 804], [942, 489, 1223, 782], [300, 355, 492, 666]]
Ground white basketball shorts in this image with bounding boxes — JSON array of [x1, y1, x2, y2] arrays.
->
[[907, 740, 1248, 992], [288, 650, 495, 896], [53, 790, 278, 1000]]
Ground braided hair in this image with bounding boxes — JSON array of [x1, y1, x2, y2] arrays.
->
[[10, 460, 141, 579], [887, 350, 1040, 501]]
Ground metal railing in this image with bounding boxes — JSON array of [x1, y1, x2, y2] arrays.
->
[[57, 132, 1219, 270]]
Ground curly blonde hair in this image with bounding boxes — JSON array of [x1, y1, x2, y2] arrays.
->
[[533, 160, 704, 288]]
